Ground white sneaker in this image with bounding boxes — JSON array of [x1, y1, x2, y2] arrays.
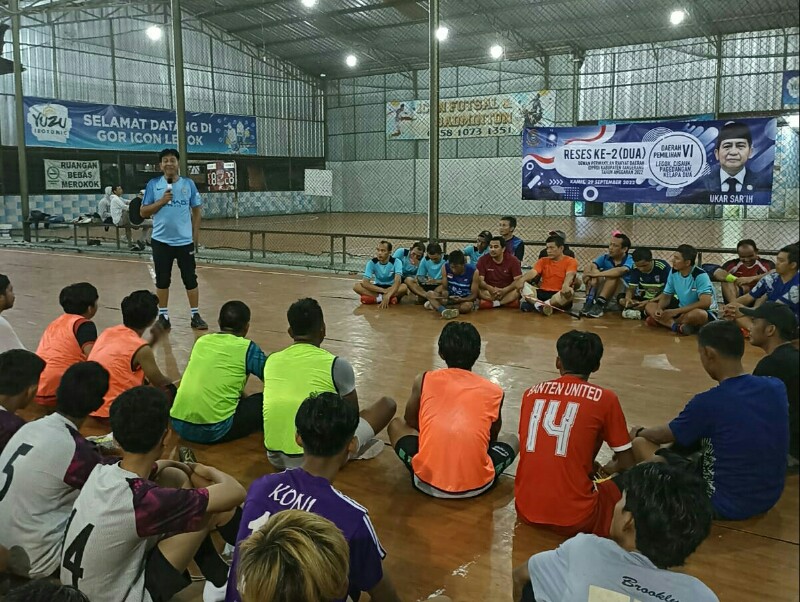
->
[[355, 438, 385, 460], [376, 294, 383, 303], [534, 301, 553, 316], [203, 577, 228, 602], [622, 309, 642, 320], [424, 301, 432, 310], [441, 308, 459, 319]]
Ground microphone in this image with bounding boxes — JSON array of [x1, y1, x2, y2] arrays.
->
[[166, 176, 173, 192]]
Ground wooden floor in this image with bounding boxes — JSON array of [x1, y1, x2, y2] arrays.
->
[[3, 247, 798, 602]]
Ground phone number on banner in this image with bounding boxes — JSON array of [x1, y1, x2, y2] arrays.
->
[[439, 125, 516, 138]]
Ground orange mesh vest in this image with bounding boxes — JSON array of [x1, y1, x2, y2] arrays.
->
[[88, 325, 147, 418], [35, 314, 88, 405], [412, 368, 504, 494]]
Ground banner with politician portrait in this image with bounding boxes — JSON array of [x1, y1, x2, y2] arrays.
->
[[522, 117, 777, 205], [387, 91, 555, 140]]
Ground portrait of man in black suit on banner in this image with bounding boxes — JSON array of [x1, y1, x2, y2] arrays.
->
[[695, 121, 772, 194]]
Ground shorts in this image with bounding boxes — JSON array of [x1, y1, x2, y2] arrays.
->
[[702, 263, 721, 279], [268, 417, 374, 469], [144, 545, 192, 602], [151, 238, 198, 290], [616, 292, 679, 308], [419, 281, 440, 292], [536, 478, 622, 538], [394, 435, 517, 499]]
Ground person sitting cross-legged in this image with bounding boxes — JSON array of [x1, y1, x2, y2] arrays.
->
[[620, 248, 672, 320], [262, 298, 396, 470], [517, 234, 578, 316], [512, 463, 719, 602], [581, 231, 633, 318], [353, 240, 407, 308], [392, 241, 425, 281], [61, 386, 246, 602], [228, 392, 402, 602], [388, 322, 519, 499], [170, 301, 267, 444], [405, 242, 446, 303], [645, 244, 719, 336], [0, 350, 45, 453], [476, 236, 522, 309], [625, 321, 788, 521], [702, 238, 775, 304], [424, 250, 480, 320]]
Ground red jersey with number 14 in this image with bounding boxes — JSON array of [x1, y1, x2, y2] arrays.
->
[[515, 375, 631, 527]]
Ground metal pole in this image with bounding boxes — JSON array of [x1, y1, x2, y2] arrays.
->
[[10, 0, 30, 241], [171, 0, 189, 176], [109, 20, 118, 105], [428, 0, 440, 242], [713, 36, 722, 119]]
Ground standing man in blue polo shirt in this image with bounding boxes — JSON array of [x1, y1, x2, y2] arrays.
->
[[140, 148, 207, 330]]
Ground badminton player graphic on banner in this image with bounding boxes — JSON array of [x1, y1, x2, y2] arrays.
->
[[522, 117, 776, 205]]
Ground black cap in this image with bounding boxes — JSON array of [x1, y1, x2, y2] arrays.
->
[[740, 302, 798, 338], [478, 230, 492, 242]]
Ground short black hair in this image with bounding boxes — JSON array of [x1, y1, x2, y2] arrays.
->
[[676, 244, 698, 265], [0, 349, 46, 396], [59, 282, 99, 315], [556, 330, 603, 377], [121, 290, 159, 330], [489, 235, 506, 247], [426, 242, 443, 256], [631, 247, 653, 263], [378, 240, 393, 252], [545, 235, 565, 248], [697, 320, 744, 359], [219, 300, 251, 333], [622, 463, 713, 569], [715, 122, 752, 149], [159, 148, 180, 161], [410, 241, 425, 254], [5, 581, 89, 602], [438, 322, 481, 370], [780, 244, 799, 267], [295, 392, 359, 457], [112, 184, 122, 191], [737, 239, 758, 253], [110, 386, 170, 454], [448, 249, 466, 265], [613, 232, 631, 252], [0, 274, 10, 296], [501, 216, 517, 229], [288, 298, 323, 337], [56, 361, 109, 418]]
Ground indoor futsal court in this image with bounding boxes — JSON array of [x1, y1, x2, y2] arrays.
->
[[2, 247, 798, 601], [1, 0, 800, 601]]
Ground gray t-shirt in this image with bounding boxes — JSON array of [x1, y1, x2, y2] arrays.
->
[[332, 357, 356, 397], [528, 534, 718, 602]]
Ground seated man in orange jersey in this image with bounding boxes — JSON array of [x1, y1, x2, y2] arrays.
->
[[35, 282, 100, 408], [388, 321, 519, 498], [87, 290, 176, 419], [515, 330, 635, 537]]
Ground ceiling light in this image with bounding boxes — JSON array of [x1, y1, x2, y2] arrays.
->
[[345, 54, 358, 68], [670, 9, 686, 25], [489, 44, 504, 59], [301, 0, 318, 7], [145, 25, 162, 41], [436, 26, 449, 41], [320, 73, 326, 78]]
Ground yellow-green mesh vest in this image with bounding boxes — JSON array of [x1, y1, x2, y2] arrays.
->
[[262, 343, 337, 454], [170, 333, 250, 424]]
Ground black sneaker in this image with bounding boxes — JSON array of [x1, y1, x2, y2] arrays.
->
[[190, 313, 208, 330], [157, 315, 172, 331]]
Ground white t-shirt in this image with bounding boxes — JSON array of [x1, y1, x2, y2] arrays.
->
[[0, 315, 24, 352], [110, 194, 130, 225]]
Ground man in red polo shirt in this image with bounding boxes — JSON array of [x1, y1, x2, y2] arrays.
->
[[476, 236, 522, 309]]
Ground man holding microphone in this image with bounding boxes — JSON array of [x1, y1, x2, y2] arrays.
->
[[139, 148, 207, 331]]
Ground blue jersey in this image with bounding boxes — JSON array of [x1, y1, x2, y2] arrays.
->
[[663, 266, 718, 311], [593, 253, 634, 283], [392, 248, 419, 278], [363, 257, 402, 287], [669, 374, 788, 520], [628, 259, 671, 300], [141, 176, 202, 246], [463, 245, 489, 264], [445, 263, 476, 298], [750, 272, 799, 317], [417, 257, 445, 282]]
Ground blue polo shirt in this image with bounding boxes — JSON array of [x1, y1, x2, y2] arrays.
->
[[663, 266, 718, 311], [593, 253, 634, 283], [750, 272, 799, 317], [363, 257, 402, 287], [628, 259, 671, 300], [142, 176, 202, 246], [463, 245, 489, 264], [392, 248, 420, 278], [416, 257, 445, 282], [445, 263, 476, 298], [669, 374, 788, 520]]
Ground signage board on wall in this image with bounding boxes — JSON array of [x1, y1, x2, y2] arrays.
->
[[24, 97, 257, 155], [44, 159, 100, 191], [207, 161, 237, 192], [522, 117, 777, 205], [387, 91, 555, 140]]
